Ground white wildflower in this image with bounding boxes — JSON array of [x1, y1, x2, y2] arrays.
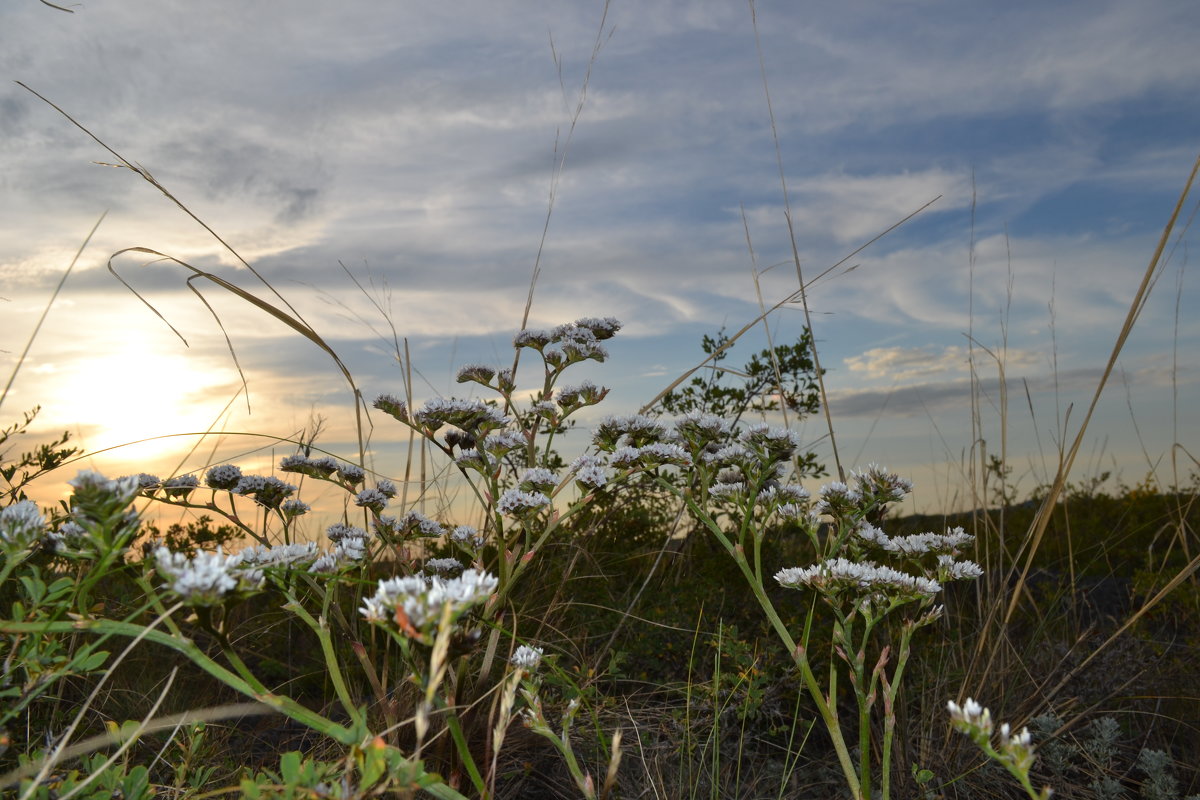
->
[[0, 500, 46, 549], [636, 442, 693, 467], [360, 570, 498, 632], [702, 444, 752, 466], [354, 487, 389, 512], [496, 489, 550, 517], [205, 464, 243, 490], [239, 542, 319, 567], [709, 482, 747, 500], [511, 645, 544, 670], [570, 454, 608, 489], [937, 554, 984, 581], [155, 546, 262, 606], [451, 525, 486, 548], [775, 558, 940, 597], [610, 446, 642, 467], [520, 468, 558, 492], [947, 697, 992, 735]]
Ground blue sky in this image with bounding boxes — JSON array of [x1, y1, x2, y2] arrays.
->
[[1, 0, 1197, 517]]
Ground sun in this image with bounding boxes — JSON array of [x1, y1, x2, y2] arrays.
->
[[39, 336, 241, 470]]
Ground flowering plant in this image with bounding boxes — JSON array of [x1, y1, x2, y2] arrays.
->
[[580, 406, 982, 800]]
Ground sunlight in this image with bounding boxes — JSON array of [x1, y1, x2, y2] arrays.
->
[[41, 337, 238, 470]]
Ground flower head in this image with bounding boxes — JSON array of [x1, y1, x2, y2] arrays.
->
[[360, 569, 498, 634], [451, 525, 486, 548], [234, 475, 297, 510], [327, 523, 369, 542], [239, 542, 319, 568], [281, 499, 311, 518], [205, 464, 243, 491], [373, 393, 409, 423], [496, 489, 550, 518], [519, 468, 559, 493], [511, 644, 544, 671], [413, 397, 509, 435], [514, 328, 554, 350], [594, 414, 666, 450], [570, 454, 608, 489], [134, 473, 162, 492], [155, 546, 262, 606], [354, 487, 390, 513], [775, 557, 941, 598], [163, 474, 199, 499], [815, 481, 863, 518], [851, 464, 913, 507], [740, 423, 802, 462], [337, 463, 366, 486], [280, 454, 340, 479], [425, 557, 463, 574], [557, 380, 608, 411], [572, 316, 622, 340], [674, 412, 732, 448], [456, 363, 497, 385], [1, 500, 46, 550]]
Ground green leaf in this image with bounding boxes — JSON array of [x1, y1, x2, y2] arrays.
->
[[280, 750, 302, 785], [19, 574, 45, 604], [46, 577, 75, 602], [77, 649, 110, 672], [122, 766, 151, 800]]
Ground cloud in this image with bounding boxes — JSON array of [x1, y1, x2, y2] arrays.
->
[[2, 0, 1196, 504], [844, 344, 1042, 384], [827, 367, 1107, 420]]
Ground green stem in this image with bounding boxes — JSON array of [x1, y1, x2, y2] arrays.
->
[[0, 618, 360, 745], [880, 624, 915, 800], [667, 482, 861, 798], [285, 585, 366, 734]]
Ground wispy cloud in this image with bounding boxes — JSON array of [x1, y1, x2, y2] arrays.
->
[[2, 0, 1196, 504]]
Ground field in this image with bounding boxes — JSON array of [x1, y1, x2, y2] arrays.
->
[[3, 7, 1199, 797]]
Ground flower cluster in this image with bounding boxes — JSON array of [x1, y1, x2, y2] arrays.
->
[[279, 454, 341, 479], [233, 475, 298, 510], [496, 489, 550, 518], [510, 644, 544, 671], [776, 558, 942, 598], [359, 569, 498, 634], [450, 525, 486, 548], [205, 464, 243, 490], [373, 393, 408, 423], [425, 557, 462, 574], [455, 363, 497, 386], [948, 698, 1039, 775], [239, 542, 319, 568], [519, 468, 559, 493], [556, 380, 607, 413], [594, 414, 667, 450], [569, 454, 608, 489], [855, 523, 975, 556], [514, 317, 621, 368], [69, 471, 141, 518], [0, 500, 46, 551], [850, 463, 914, 506], [163, 474, 200, 499], [376, 511, 445, 540], [154, 546, 263, 606], [411, 397, 509, 436], [313, 523, 373, 571], [773, 465, 982, 610]]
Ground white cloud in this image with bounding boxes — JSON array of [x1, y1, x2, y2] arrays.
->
[[2, 0, 1196, 502], [844, 343, 1045, 384]]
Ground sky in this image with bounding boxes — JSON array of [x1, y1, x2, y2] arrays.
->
[[1, 0, 1197, 525]]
